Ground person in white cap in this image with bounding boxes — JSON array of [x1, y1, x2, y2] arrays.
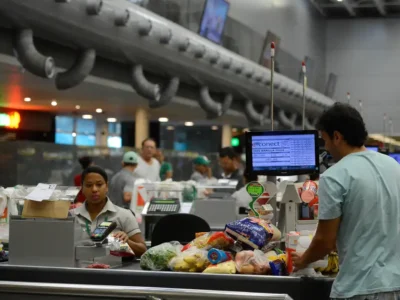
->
[[108, 151, 138, 209]]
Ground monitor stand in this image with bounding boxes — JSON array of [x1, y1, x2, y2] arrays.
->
[[277, 182, 302, 237]]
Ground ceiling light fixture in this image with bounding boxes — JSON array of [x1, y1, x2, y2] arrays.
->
[[211, 126, 218, 130], [96, 108, 103, 113], [107, 118, 117, 123], [243, 128, 250, 132], [232, 128, 238, 133], [51, 100, 57, 106], [82, 114, 93, 119], [72, 132, 77, 137], [75, 105, 81, 110], [158, 117, 169, 123], [166, 126, 175, 131], [24, 97, 31, 102], [184, 121, 194, 127]]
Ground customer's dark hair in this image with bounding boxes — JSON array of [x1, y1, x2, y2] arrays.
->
[[142, 138, 156, 147], [219, 147, 238, 159], [316, 103, 368, 147], [81, 166, 108, 184], [78, 156, 93, 170]]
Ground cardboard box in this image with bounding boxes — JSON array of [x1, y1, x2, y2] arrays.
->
[[22, 200, 70, 219]]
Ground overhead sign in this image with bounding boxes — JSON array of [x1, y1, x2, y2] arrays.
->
[[0, 112, 21, 129]]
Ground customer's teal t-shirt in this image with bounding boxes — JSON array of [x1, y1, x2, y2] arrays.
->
[[319, 151, 400, 298]]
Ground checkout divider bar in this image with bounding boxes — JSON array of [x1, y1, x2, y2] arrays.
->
[[0, 281, 293, 299]]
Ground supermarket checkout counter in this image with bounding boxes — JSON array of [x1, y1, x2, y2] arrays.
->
[[0, 263, 333, 300]]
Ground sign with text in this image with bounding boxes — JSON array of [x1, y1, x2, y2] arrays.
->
[[0, 112, 21, 129]]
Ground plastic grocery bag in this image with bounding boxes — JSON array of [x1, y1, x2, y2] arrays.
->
[[235, 250, 271, 275], [169, 247, 210, 272], [182, 232, 234, 251], [140, 242, 182, 271], [108, 235, 135, 257], [203, 260, 236, 274]]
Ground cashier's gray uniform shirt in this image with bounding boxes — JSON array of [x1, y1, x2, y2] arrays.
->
[[318, 151, 400, 299], [74, 198, 141, 239], [109, 169, 135, 209]]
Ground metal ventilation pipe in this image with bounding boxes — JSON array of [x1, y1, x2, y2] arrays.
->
[[201, 91, 233, 120], [131, 65, 161, 101], [13, 29, 55, 79], [198, 86, 222, 117], [304, 118, 316, 130], [244, 99, 271, 126], [86, 0, 102, 15], [149, 77, 180, 109], [55, 49, 96, 90], [114, 9, 130, 27], [278, 110, 297, 130]]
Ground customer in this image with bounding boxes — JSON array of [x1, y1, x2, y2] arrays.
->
[[218, 147, 244, 190], [108, 151, 138, 209], [190, 156, 212, 183], [292, 103, 400, 299], [133, 138, 161, 182], [232, 168, 258, 215], [74, 156, 93, 203], [74, 165, 146, 256], [154, 149, 173, 181]]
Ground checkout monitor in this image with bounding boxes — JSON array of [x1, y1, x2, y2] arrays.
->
[[366, 146, 379, 152], [245, 130, 320, 176], [389, 152, 400, 164]]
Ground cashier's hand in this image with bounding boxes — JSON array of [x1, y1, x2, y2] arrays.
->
[[113, 231, 129, 243], [292, 252, 307, 271]]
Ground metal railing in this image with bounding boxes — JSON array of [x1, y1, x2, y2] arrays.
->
[[0, 281, 293, 299]]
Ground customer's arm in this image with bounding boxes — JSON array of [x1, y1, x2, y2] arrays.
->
[[123, 179, 134, 203]]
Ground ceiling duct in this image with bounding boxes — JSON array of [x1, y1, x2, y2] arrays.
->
[[278, 110, 297, 130], [55, 48, 96, 90], [86, 0, 102, 16], [198, 86, 232, 119], [244, 99, 274, 127], [149, 77, 180, 109], [13, 29, 55, 79], [304, 117, 316, 130]]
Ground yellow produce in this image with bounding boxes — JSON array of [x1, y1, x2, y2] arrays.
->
[[169, 248, 210, 273], [203, 261, 236, 274]]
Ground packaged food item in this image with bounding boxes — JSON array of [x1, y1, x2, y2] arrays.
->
[[301, 180, 318, 203], [235, 250, 270, 275], [207, 248, 233, 265], [86, 263, 110, 269], [108, 235, 135, 257], [268, 254, 288, 276], [140, 242, 182, 271], [182, 232, 234, 251], [169, 247, 210, 272], [225, 218, 281, 250], [203, 260, 236, 274]]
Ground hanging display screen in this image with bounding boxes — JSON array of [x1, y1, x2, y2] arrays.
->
[[199, 0, 230, 44]]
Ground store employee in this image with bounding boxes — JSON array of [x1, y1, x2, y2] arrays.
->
[[74, 166, 147, 257]]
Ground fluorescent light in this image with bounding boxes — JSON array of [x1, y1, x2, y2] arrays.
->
[[337, 0, 343, 2], [72, 132, 77, 137], [211, 126, 218, 130], [158, 117, 169, 123], [96, 108, 103, 113], [82, 114, 93, 119], [107, 118, 117, 123], [166, 126, 175, 130], [51, 100, 57, 106], [184, 122, 194, 127], [75, 105, 80, 110], [24, 97, 31, 102]]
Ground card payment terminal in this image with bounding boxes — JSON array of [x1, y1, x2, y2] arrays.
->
[[90, 221, 117, 242]]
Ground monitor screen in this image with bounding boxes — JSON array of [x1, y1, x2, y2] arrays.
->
[[366, 146, 379, 152], [199, 0, 230, 44], [389, 153, 400, 163], [245, 130, 320, 176]]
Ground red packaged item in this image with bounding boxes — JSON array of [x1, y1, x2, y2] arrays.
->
[[86, 263, 110, 269], [301, 180, 318, 203], [182, 232, 234, 252]]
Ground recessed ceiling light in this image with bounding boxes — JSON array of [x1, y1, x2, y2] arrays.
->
[[75, 105, 81, 110], [337, 0, 343, 2], [184, 121, 194, 127], [51, 100, 57, 106], [166, 126, 175, 131], [96, 108, 103, 113], [211, 126, 218, 130], [232, 128, 238, 133], [243, 128, 250, 132], [82, 114, 93, 119], [72, 132, 77, 137], [24, 97, 31, 102], [158, 117, 169, 123], [107, 118, 117, 123]]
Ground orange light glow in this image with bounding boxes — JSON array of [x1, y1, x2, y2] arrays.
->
[[0, 111, 21, 129]]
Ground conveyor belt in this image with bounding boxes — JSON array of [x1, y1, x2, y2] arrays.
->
[[0, 263, 333, 300]]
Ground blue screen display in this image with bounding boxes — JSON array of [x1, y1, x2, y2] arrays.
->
[[389, 153, 400, 164], [199, 0, 230, 44], [55, 133, 74, 145]]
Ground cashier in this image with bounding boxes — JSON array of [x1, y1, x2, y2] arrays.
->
[[74, 165, 147, 257]]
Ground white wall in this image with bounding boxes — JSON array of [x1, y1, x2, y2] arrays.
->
[[326, 19, 400, 134], [225, 0, 327, 91]]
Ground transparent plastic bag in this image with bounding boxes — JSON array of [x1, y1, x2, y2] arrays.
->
[[235, 250, 271, 275], [140, 241, 182, 271], [182, 232, 234, 251], [108, 235, 135, 257], [203, 260, 236, 274], [168, 247, 210, 272]]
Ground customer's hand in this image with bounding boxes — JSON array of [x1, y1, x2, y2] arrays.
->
[[114, 231, 129, 243], [292, 252, 307, 271]]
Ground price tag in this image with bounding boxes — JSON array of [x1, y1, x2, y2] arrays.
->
[[246, 181, 264, 217], [26, 184, 57, 202]]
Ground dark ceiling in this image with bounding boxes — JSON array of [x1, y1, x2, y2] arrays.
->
[[310, 0, 400, 17]]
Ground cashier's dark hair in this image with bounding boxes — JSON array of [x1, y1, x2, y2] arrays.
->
[[81, 166, 108, 184], [316, 103, 368, 147]]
